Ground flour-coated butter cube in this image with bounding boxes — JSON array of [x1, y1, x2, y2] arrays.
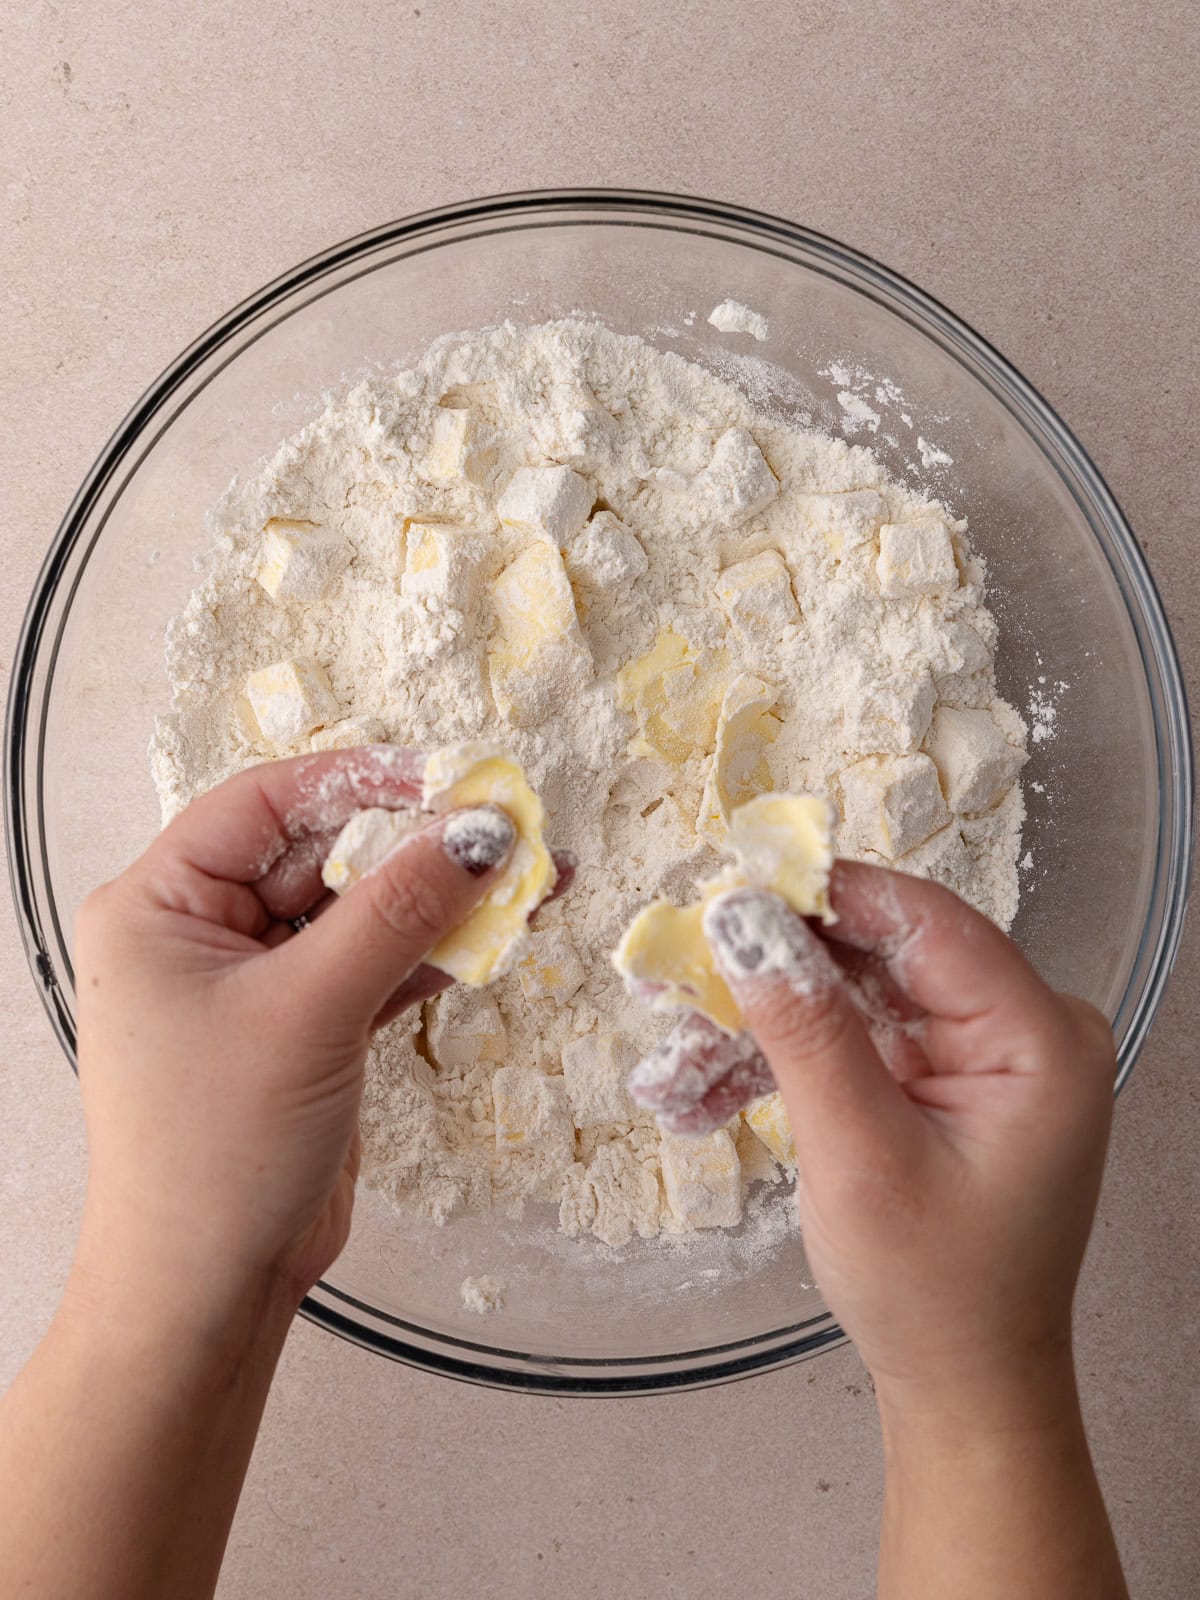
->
[[497, 464, 593, 545], [401, 522, 480, 606], [843, 670, 935, 755], [246, 657, 339, 746], [310, 715, 386, 752], [926, 705, 1027, 811], [488, 542, 592, 726], [561, 1032, 641, 1128], [744, 1092, 796, 1167], [876, 519, 959, 599], [426, 407, 496, 485], [694, 427, 779, 527], [714, 549, 799, 640], [491, 1066, 574, 1165], [427, 988, 509, 1071], [566, 512, 647, 591], [518, 926, 586, 1004], [255, 519, 345, 604], [660, 1128, 743, 1229], [800, 490, 889, 555], [321, 806, 419, 892], [840, 752, 950, 858]]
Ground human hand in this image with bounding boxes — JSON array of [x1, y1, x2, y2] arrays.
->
[[632, 862, 1117, 1404], [71, 747, 538, 1320]]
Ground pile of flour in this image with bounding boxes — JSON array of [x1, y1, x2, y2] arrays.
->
[[151, 317, 1026, 1248]]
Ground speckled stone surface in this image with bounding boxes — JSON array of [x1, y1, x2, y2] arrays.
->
[[2, 3, 1197, 1596]]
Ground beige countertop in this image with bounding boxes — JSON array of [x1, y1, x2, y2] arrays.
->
[[3, 3, 1197, 1595]]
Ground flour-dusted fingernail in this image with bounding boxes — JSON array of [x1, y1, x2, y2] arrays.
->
[[442, 805, 516, 877], [703, 888, 839, 990]]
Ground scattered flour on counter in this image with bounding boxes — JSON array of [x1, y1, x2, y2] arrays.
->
[[460, 1275, 507, 1313], [151, 317, 1027, 1252], [708, 299, 769, 342]]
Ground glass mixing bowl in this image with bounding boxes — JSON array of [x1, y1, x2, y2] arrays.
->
[[6, 191, 1192, 1394]]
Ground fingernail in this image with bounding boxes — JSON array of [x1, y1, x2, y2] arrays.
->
[[703, 889, 835, 989], [441, 805, 516, 877]]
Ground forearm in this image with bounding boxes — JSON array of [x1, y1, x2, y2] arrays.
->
[[876, 1352, 1128, 1599], [0, 1248, 297, 1600]]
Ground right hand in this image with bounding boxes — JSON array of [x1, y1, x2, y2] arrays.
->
[[633, 862, 1117, 1401]]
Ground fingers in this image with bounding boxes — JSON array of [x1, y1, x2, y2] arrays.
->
[[629, 1014, 770, 1117], [823, 860, 1056, 1027], [145, 746, 425, 888], [269, 805, 516, 1022], [702, 888, 920, 1166]]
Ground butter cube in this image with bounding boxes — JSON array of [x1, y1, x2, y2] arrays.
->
[[246, 657, 339, 746], [401, 522, 480, 606], [491, 1066, 574, 1166], [487, 542, 592, 726], [840, 752, 950, 858], [714, 549, 799, 641], [694, 427, 779, 527], [427, 988, 509, 1072], [615, 629, 729, 765], [321, 806, 419, 892], [660, 1128, 742, 1229], [800, 490, 889, 556], [255, 519, 345, 604], [310, 715, 386, 752], [744, 1092, 796, 1167], [843, 670, 935, 755], [518, 926, 586, 1004], [697, 674, 779, 844], [497, 464, 593, 545], [561, 1033, 641, 1128], [566, 511, 647, 591], [426, 407, 496, 484], [876, 519, 959, 599], [926, 705, 1027, 811]]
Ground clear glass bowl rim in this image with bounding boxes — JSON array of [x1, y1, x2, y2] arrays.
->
[[5, 188, 1193, 1395]]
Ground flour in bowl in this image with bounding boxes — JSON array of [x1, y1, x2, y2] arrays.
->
[[151, 318, 1027, 1247]]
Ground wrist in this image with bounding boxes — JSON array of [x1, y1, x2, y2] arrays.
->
[[66, 1206, 303, 1372], [876, 1337, 1083, 1460]]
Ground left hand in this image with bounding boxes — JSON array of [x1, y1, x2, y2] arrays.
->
[[71, 747, 524, 1319]]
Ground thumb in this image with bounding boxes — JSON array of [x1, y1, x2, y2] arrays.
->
[[702, 889, 919, 1170], [275, 804, 516, 1023]]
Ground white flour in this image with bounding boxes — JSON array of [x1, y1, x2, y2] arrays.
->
[[151, 317, 1026, 1249]]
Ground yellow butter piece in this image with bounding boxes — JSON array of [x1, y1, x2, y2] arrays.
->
[[697, 674, 779, 844], [611, 900, 742, 1033], [422, 741, 557, 985], [615, 629, 729, 764], [744, 1092, 796, 1166], [612, 790, 836, 1031], [727, 793, 835, 922]]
